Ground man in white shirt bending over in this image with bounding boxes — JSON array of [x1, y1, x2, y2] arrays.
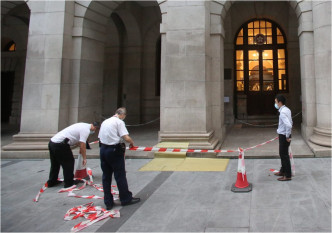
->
[[274, 94, 293, 181], [48, 122, 99, 188], [98, 107, 140, 210]]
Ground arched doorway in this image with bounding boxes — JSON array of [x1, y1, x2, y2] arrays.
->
[[1, 1, 30, 125], [73, 1, 161, 125], [234, 19, 288, 116]]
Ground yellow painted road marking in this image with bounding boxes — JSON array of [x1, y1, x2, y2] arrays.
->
[[139, 157, 229, 172], [154, 142, 189, 158]]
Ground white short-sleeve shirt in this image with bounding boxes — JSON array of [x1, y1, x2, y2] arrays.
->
[[51, 123, 91, 146], [98, 116, 129, 145]]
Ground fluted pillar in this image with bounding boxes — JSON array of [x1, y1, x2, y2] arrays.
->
[[309, 1, 332, 147], [159, 1, 220, 149]]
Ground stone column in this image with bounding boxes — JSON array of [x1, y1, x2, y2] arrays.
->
[[210, 1, 227, 145], [159, 1, 219, 149], [309, 1, 332, 147], [2, 1, 75, 152], [298, 10, 316, 141]]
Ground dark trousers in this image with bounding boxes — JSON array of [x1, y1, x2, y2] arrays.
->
[[279, 134, 292, 178], [100, 144, 132, 206], [48, 141, 75, 188]]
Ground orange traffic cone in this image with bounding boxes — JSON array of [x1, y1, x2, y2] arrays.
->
[[74, 154, 88, 179], [231, 148, 252, 192]]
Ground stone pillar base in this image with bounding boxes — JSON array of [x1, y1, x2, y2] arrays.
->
[[2, 133, 53, 151], [309, 127, 332, 147], [158, 131, 220, 150]]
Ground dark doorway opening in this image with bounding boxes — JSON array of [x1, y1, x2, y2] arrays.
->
[[1, 71, 15, 122]]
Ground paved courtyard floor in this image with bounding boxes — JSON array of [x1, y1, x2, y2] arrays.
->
[[1, 157, 331, 232]]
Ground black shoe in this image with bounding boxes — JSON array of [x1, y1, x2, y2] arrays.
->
[[64, 179, 84, 188], [274, 172, 285, 176], [121, 197, 141, 206], [47, 180, 63, 187], [277, 176, 292, 181], [106, 204, 114, 210], [73, 179, 84, 185]]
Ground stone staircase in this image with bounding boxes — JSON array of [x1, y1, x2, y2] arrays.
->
[[235, 115, 279, 128]]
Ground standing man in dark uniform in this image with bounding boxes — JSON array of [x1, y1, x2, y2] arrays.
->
[[47, 122, 100, 188], [98, 107, 140, 210], [274, 94, 293, 181]]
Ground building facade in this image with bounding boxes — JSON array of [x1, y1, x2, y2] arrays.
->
[[2, 0, 331, 155]]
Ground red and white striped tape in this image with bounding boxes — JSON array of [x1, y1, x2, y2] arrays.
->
[[243, 137, 278, 151], [33, 178, 64, 202], [87, 167, 93, 183], [34, 169, 119, 202], [91, 184, 119, 194], [89, 137, 279, 153], [71, 209, 120, 232], [68, 192, 104, 200], [269, 169, 279, 173], [58, 179, 87, 193], [128, 146, 237, 153], [63, 202, 120, 232], [33, 182, 48, 202], [125, 137, 279, 153], [88, 140, 99, 145]]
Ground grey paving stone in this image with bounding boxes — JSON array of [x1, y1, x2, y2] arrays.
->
[[212, 192, 251, 210], [118, 194, 184, 232], [163, 206, 211, 232], [289, 192, 331, 230], [205, 227, 249, 232], [206, 208, 251, 228], [251, 190, 290, 209], [249, 208, 293, 232]]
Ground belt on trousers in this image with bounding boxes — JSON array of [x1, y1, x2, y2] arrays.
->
[[50, 138, 70, 145], [100, 143, 120, 148]]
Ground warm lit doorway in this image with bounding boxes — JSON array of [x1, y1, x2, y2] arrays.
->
[[235, 19, 288, 116]]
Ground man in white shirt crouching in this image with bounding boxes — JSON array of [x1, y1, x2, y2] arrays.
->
[[47, 122, 100, 188], [98, 107, 140, 210]]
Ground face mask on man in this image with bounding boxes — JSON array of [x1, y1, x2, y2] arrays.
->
[[274, 103, 280, 110], [90, 130, 95, 135]]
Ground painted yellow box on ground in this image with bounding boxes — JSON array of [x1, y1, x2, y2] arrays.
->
[[139, 157, 229, 172], [155, 142, 189, 149], [154, 142, 189, 158]]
